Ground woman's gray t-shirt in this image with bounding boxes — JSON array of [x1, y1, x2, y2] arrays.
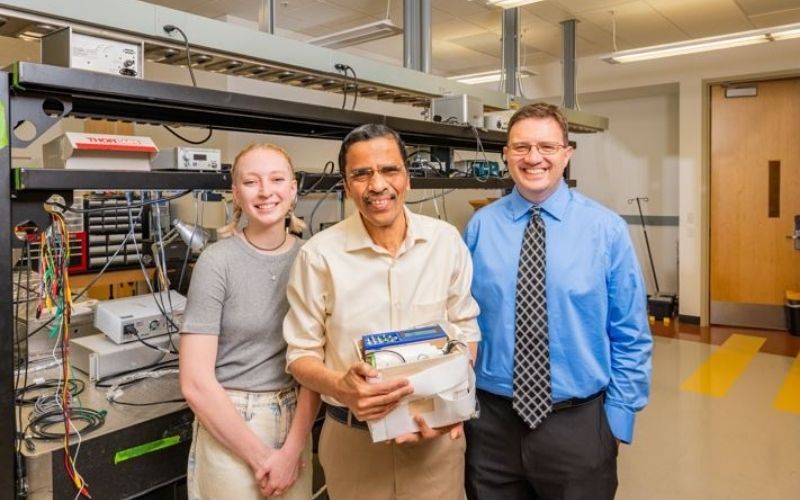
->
[[181, 235, 302, 392]]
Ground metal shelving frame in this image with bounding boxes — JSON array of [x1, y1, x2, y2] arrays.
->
[[2, 62, 509, 496]]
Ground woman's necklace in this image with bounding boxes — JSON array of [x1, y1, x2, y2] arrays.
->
[[242, 227, 288, 281]]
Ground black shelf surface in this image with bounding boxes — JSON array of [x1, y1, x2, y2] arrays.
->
[[13, 63, 507, 151], [13, 169, 512, 192], [296, 172, 512, 191], [13, 168, 231, 191], [410, 176, 512, 189]]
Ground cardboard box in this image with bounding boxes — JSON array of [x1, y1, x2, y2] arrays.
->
[[43, 132, 158, 171], [355, 324, 478, 442]]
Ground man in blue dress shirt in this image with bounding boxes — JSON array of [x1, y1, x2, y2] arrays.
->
[[463, 103, 652, 500]]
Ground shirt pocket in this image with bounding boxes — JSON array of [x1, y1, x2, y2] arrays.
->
[[408, 299, 447, 327]]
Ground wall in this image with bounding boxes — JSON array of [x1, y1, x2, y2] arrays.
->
[[519, 37, 800, 322], [571, 88, 680, 297]]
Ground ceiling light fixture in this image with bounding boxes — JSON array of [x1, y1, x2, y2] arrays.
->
[[449, 69, 536, 85], [605, 22, 800, 63], [485, 0, 545, 8], [307, 19, 402, 49]]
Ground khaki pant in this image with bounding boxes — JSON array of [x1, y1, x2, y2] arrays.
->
[[187, 388, 313, 500], [319, 415, 466, 500]]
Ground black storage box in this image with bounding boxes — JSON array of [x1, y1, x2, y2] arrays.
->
[[786, 299, 800, 337], [648, 294, 676, 320]]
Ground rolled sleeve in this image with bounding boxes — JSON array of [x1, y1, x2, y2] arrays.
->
[[283, 248, 328, 369]]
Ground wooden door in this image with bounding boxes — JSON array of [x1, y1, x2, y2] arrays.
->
[[710, 79, 800, 329]]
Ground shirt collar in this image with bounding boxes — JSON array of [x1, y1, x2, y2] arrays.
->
[[509, 180, 570, 222], [344, 206, 431, 254]]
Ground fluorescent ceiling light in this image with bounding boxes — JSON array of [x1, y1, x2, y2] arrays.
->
[[605, 22, 800, 64], [449, 69, 536, 85], [770, 26, 800, 40], [486, 0, 545, 8], [308, 19, 402, 49]]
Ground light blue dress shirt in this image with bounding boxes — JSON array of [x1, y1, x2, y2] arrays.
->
[[463, 181, 652, 443]]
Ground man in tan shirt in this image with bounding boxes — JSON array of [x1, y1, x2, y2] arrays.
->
[[283, 123, 480, 500]]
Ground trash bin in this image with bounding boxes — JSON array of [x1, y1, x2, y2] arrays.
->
[[786, 291, 800, 337]]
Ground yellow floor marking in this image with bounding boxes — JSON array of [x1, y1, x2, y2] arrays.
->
[[774, 352, 800, 414], [680, 334, 765, 397]]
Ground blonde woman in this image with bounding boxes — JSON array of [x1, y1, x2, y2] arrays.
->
[[180, 144, 318, 499]]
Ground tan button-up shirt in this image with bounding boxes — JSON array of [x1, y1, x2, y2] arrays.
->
[[284, 208, 481, 405]]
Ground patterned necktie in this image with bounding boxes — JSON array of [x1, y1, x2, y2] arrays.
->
[[512, 205, 552, 429]]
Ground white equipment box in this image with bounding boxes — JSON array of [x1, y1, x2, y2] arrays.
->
[[354, 323, 477, 442], [71, 333, 178, 381], [483, 112, 511, 131], [431, 94, 484, 128], [94, 291, 186, 344], [43, 132, 158, 171], [42, 26, 143, 78], [151, 147, 222, 172]]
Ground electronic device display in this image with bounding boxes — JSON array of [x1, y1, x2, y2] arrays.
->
[[362, 324, 447, 351], [150, 147, 222, 171]]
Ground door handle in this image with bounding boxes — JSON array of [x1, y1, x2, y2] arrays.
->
[[789, 226, 800, 250]]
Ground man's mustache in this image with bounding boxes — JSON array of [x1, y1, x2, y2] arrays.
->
[[363, 189, 397, 202]]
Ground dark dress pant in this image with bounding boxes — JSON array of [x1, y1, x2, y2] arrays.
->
[[465, 389, 618, 500]]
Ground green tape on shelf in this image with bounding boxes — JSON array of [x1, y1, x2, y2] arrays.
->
[[0, 101, 7, 150], [114, 435, 182, 464]]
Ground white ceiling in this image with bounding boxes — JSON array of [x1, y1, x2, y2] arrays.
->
[[141, 0, 800, 76]]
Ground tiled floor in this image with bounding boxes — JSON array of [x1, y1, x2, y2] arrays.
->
[[650, 321, 800, 357], [618, 325, 800, 500]]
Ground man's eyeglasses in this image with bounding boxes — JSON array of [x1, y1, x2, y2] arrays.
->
[[508, 142, 569, 157], [347, 165, 405, 182]]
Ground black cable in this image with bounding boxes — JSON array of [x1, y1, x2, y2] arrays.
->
[[28, 408, 106, 441], [298, 161, 336, 196], [103, 366, 184, 406], [466, 123, 498, 182], [162, 24, 196, 87], [13, 243, 29, 458], [124, 195, 181, 352], [109, 398, 185, 407], [16, 378, 85, 405], [133, 328, 178, 355], [335, 63, 350, 110], [94, 359, 178, 388], [161, 25, 214, 145], [308, 179, 343, 235], [443, 339, 468, 354], [176, 191, 205, 294], [148, 195, 180, 353], [163, 124, 214, 145], [406, 149, 447, 177], [345, 65, 358, 110]]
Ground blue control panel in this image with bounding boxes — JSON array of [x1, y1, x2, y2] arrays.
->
[[362, 324, 447, 351]]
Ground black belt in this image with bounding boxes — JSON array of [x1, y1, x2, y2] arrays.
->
[[551, 390, 605, 412], [326, 405, 369, 430]]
